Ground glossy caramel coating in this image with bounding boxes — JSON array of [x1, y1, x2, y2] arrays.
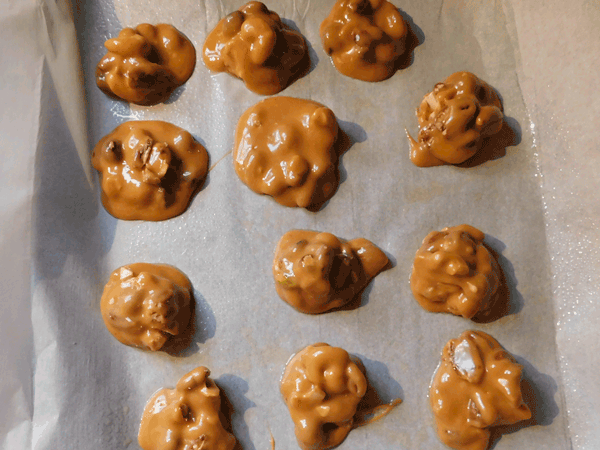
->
[[92, 121, 208, 221], [410, 225, 501, 319], [203, 1, 308, 95], [96, 24, 196, 105], [234, 97, 340, 209], [320, 0, 409, 81], [280, 343, 368, 450], [100, 263, 192, 352], [430, 330, 531, 450], [407, 72, 504, 167], [273, 230, 389, 314], [139, 366, 236, 450]]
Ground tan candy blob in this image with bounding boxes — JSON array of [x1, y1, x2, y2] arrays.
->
[[430, 330, 531, 450], [234, 97, 341, 210], [138, 366, 236, 450], [273, 230, 389, 314], [203, 1, 308, 95], [96, 24, 196, 105], [92, 121, 209, 221], [280, 343, 368, 450], [100, 263, 192, 352], [410, 225, 501, 319], [407, 71, 504, 167], [320, 0, 409, 82]]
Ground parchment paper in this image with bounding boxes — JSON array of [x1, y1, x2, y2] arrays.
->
[[1, 0, 599, 449]]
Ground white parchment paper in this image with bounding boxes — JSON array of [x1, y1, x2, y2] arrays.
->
[[1, 0, 599, 449]]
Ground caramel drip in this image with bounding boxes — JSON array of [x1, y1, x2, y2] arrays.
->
[[92, 121, 208, 221], [233, 97, 340, 210], [203, 1, 308, 95], [96, 24, 195, 105], [407, 71, 504, 167], [320, 0, 409, 81], [410, 224, 501, 319], [99, 263, 192, 351], [273, 230, 389, 314], [430, 331, 531, 450]]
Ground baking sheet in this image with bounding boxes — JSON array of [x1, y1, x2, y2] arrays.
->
[[2, 0, 599, 449]]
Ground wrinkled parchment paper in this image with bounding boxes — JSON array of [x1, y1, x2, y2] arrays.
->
[[1, 0, 599, 449]]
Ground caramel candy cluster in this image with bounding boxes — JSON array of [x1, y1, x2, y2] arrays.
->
[[407, 71, 504, 167], [234, 97, 341, 210], [320, 0, 409, 82], [96, 24, 196, 105], [410, 225, 501, 319], [100, 263, 192, 352], [139, 367, 236, 450], [92, 121, 209, 221], [430, 330, 531, 450], [203, 1, 308, 95], [273, 230, 389, 314], [280, 343, 367, 450]]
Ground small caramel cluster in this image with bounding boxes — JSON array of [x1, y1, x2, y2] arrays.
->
[[96, 24, 196, 105], [280, 343, 368, 450], [430, 330, 531, 450], [408, 71, 504, 167], [100, 263, 192, 352], [92, 121, 209, 221], [234, 97, 341, 209], [273, 230, 389, 314], [410, 224, 501, 319], [320, 0, 409, 81], [138, 367, 236, 450], [203, 1, 308, 95]]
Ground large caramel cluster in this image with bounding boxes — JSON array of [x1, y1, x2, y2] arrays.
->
[[100, 263, 192, 352], [430, 330, 531, 450], [280, 343, 368, 450], [408, 71, 504, 167], [234, 97, 341, 210], [203, 1, 308, 95], [92, 121, 209, 221], [410, 224, 501, 319], [273, 230, 389, 314], [320, 0, 409, 81], [138, 367, 236, 450], [96, 24, 196, 105]]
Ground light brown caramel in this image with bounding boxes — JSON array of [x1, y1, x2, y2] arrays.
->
[[320, 0, 409, 82], [410, 225, 501, 319], [203, 1, 308, 95], [234, 97, 341, 210], [273, 230, 389, 314], [407, 71, 504, 167], [100, 263, 192, 352], [138, 367, 236, 450], [430, 330, 531, 450], [92, 121, 209, 221], [280, 343, 368, 450], [96, 24, 196, 105]]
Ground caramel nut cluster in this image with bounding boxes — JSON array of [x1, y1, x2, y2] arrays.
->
[[430, 330, 531, 450], [138, 366, 236, 450], [320, 0, 409, 82], [410, 224, 501, 319], [92, 121, 209, 221], [273, 230, 389, 314], [280, 343, 368, 450], [407, 71, 504, 167], [203, 1, 308, 95], [100, 263, 192, 352], [234, 97, 341, 210], [96, 24, 196, 105]]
